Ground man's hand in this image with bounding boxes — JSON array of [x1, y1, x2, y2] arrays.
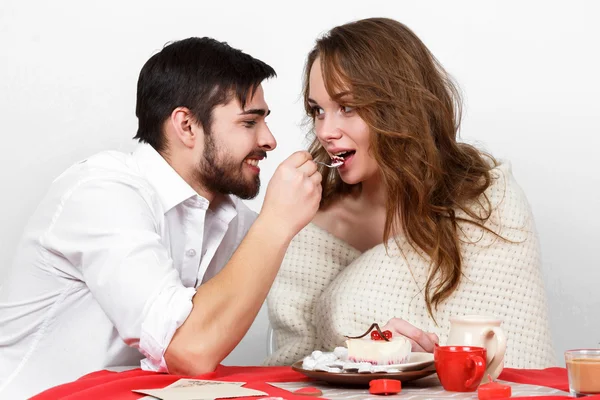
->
[[382, 318, 439, 352], [260, 151, 322, 239]]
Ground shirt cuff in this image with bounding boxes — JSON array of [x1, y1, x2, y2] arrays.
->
[[138, 285, 196, 372]]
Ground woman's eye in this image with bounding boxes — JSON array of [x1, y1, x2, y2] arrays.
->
[[311, 106, 324, 118], [342, 106, 355, 113]]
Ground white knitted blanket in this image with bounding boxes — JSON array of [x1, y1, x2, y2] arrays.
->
[[265, 163, 555, 368]]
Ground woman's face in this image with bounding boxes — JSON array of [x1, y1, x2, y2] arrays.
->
[[308, 58, 379, 185]]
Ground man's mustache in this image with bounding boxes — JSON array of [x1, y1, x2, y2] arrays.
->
[[245, 150, 267, 160]]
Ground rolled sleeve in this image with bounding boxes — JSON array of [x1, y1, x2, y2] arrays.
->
[[139, 283, 195, 371], [42, 176, 194, 371]]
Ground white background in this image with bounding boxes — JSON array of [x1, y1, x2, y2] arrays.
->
[[1, 0, 598, 367]]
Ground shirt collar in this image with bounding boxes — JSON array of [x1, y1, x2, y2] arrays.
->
[[132, 143, 239, 220], [132, 143, 201, 213], [209, 194, 238, 225]]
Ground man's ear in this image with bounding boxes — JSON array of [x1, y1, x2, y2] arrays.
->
[[169, 107, 202, 149]]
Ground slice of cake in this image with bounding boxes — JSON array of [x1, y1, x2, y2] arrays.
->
[[345, 323, 411, 365]]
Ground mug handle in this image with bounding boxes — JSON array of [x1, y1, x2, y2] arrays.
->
[[485, 326, 507, 376], [465, 354, 486, 387]]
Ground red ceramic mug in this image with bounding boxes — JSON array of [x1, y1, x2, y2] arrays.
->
[[434, 344, 486, 392]]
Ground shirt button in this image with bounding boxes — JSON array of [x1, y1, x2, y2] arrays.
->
[[186, 249, 197, 257]]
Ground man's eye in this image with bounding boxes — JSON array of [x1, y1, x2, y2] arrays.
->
[[243, 120, 257, 128]]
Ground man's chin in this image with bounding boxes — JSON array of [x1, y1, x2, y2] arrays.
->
[[233, 189, 259, 200], [231, 180, 260, 200]]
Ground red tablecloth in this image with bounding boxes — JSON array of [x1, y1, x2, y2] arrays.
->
[[30, 365, 600, 400]]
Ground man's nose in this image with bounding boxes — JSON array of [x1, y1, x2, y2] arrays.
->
[[258, 124, 277, 151]]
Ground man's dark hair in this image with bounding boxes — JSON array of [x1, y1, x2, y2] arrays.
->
[[134, 37, 276, 152]]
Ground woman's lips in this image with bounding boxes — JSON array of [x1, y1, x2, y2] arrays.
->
[[337, 153, 354, 170]]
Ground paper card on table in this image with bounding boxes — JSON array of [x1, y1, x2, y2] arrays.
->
[[133, 388, 194, 400], [133, 383, 267, 400], [169, 379, 246, 388], [136, 379, 247, 399]]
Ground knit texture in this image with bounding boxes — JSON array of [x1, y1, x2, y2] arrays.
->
[[265, 163, 555, 368]]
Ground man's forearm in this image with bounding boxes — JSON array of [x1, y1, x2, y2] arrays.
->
[[164, 215, 292, 375]]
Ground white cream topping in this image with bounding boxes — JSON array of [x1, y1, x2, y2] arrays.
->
[[300, 347, 404, 373]]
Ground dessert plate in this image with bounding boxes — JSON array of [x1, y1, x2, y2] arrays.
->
[[386, 352, 434, 371], [291, 358, 436, 386]]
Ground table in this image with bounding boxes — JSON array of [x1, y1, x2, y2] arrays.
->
[[30, 366, 600, 400], [270, 380, 562, 399]]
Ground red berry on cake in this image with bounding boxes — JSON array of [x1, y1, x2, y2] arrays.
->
[[344, 323, 411, 365]]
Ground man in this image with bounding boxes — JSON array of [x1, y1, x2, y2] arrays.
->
[[0, 37, 322, 398]]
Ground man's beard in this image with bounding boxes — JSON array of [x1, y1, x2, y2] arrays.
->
[[194, 133, 263, 200]]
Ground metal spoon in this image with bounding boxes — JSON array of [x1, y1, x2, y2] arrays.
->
[[316, 161, 343, 169]]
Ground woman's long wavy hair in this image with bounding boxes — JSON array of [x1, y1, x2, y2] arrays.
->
[[304, 18, 498, 320]]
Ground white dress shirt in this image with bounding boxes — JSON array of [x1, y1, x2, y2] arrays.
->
[[0, 143, 257, 399]]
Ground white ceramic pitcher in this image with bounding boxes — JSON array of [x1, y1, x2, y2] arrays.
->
[[446, 315, 507, 382]]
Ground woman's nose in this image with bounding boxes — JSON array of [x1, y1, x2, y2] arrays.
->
[[316, 115, 343, 142]]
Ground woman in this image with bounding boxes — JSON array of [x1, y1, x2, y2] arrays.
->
[[265, 18, 554, 368]]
